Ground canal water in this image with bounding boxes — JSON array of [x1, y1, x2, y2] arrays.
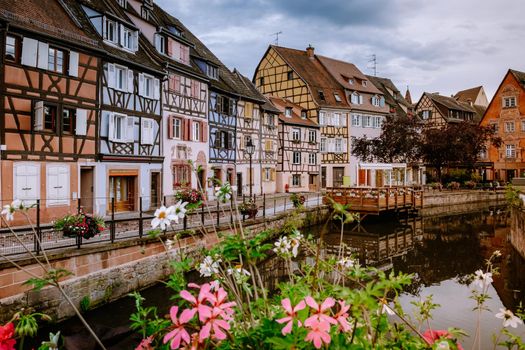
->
[[34, 205, 525, 349]]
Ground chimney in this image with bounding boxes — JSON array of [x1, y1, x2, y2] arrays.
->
[[306, 45, 315, 58]]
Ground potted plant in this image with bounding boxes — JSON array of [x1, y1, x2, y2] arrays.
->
[[54, 213, 105, 240], [175, 188, 204, 211], [290, 193, 306, 208], [238, 200, 258, 219]]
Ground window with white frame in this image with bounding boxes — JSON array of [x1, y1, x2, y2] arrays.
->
[[333, 113, 341, 127], [308, 153, 316, 164], [372, 95, 381, 106], [490, 122, 499, 132], [115, 65, 127, 91], [351, 92, 360, 104], [292, 151, 301, 164], [373, 116, 382, 128], [504, 97, 517, 108], [319, 111, 325, 125], [104, 18, 118, 43], [308, 130, 316, 143], [335, 138, 343, 153], [421, 110, 430, 120], [505, 121, 515, 133], [506, 144, 516, 158], [110, 113, 128, 142], [264, 167, 271, 181], [292, 128, 300, 142], [285, 107, 292, 117], [320, 138, 326, 152], [122, 27, 134, 50], [173, 118, 181, 139], [364, 115, 372, 128], [352, 114, 361, 127], [192, 121, 200, 141], [292, 174, 301, 187], [143, 74, 155, 98], [334, 93, 342, 102]]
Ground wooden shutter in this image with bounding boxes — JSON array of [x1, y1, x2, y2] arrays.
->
[[191, 81, 199, 98], [228, 132, 234, 149], [358, 95, 363, 104], [174, 75, 181, 93], [76, 109, 87, 136], [167, 38, 173, 57], [271, 168, 276, 181], [244, 103, 253, 118], [141, 118, 154, 145], [69, 51, 79, 77], [119, 24, 125, 46], [154, 33, 162, 52], [108, 113, 115, 141], [21, 37, 38, 67], [138, 73, 145, 96], [172, 42, 181, 61], [47, 165, 69, 206], [132, 31, 138, 52], [153, 78, 160, 100], [14, 164, 40, 204], [168, 116, 174, 139], [341, 114, 347, 127], [127, 69, 134, 93], [34, 101, 44, 131], [202, 122, 208, 143], [37, 41, 49, 69], [125, 116, 135, 142], [107, 64, 116, 88], [100, 111, 110, 137]]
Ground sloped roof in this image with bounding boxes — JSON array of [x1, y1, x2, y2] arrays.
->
[[454, 86, 483, 103], [0, 0, 98, 49], [366, 75, 410, 118], [268, 96, 319, 128], [234, 71, 279, 112], [427, 93, 477, 113], [510, 69, 525, 90], [318, 56, 382, 95], [271, 46, 350, 109]]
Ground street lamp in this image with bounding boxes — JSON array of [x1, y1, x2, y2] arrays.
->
[[245, 138, 256, 197]]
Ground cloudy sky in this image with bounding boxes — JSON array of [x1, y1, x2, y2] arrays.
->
[[156, 0, 525, 102]]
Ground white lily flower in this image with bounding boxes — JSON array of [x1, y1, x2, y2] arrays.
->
[[472, 269, 493, 289], [495, 308, 524, 328], [151, 206, 177, 230], [289, 237, 300, 258], [199, 256, 221, 277], [378, 298, 395, 316], [1, 199, 24, 221], [172, 201, 188, 221], [273, 236, 291, 255], [227, 265, 251, 277]]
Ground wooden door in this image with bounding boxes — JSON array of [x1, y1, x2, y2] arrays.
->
[[358, 169, 366, 186], [333, 167, 344, 187], [237, 173, 243, 197], [321, 167, 326, 188], [80, 167, 94, 213], [109, 176, 135, 212], [376, 170, 384, 187], [150, 172, 160, 208]]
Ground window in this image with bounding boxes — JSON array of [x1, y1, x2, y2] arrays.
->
[[43, 104, 57, 131], [115, 65, 127, 91], [320, 138, 326, 152], [192, 121, 200, 141], [301, 110, 307, 119], [143, 74, 155, 98], [48, 47, 65, 74], [207, 65, 218, 79], [505, 121, 515, 133], [46, 164, 70, 206], [292, 151, 301, 164], [259, 77, 264, 86], [264, 168, 271, 181], [362, 80, 367, 87], [113, 114, 126, 141], [490, 122, 499, 133], [421, 110, 430, 120], [5, 35, 20, 62], [292, 128, 300, 142], [348, 78, 354, 84], [319, 112, 325, 125], [104, 19, 118, 43], [122, 27, 134, 50], [243, 135, 252, 150], [287, 71, 293, 80], [351, 92, 360, 104], [506, 144, 516, 158], [308, 130, 316, 143], [14, 164, 40, 206], [334, 93, 342, 102], [308, 153, 316, 164], [373, 116, 382, 128], [318, 90, 325, 101], [372, 95, 381, 107], [62, 107, 76, 134], [266, 114, 274, 127], [503, 96, 515, 108], [352, 114, 361, 127], [173, 165, 191, 188], [156, 35, 166, 54], [333, 113, 341, 127], [364, 115, 372, 128], [479, 149, 487, 160], [219, 130, 233, 149], [335, 138, 343, 153], [173, 118, 182, 139], [292, 174, 301, 187]]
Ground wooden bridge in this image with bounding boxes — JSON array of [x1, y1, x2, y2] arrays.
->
[[323, 186, 424, 215]]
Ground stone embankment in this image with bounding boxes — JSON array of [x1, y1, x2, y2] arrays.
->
[[421, 190, 506, 216], [510, 208, 525, 260]]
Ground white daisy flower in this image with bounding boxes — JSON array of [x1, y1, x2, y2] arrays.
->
[[378, 299, 395, 316], [151, 206, 177, 230], [495, 308, 524, 328], [227, 265, 251, 277], [337, 257, 357, 269], [472, 269, 493, 289], [273, 236, 291, 255], [199, 256, 221, 277], [172, 201, 188, 221]]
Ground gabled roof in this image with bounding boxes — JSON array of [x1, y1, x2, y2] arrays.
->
[[454, 86, 483, 103], [270, 46, 350, 109], [0, 0, 98, 49], [317, 56, 382, 95], [268, 96, 319, 128], [366, 75, 411, 118], [233, 71, 278, 111], [509, 69, 525, 90], [427, 93, 477, 113]]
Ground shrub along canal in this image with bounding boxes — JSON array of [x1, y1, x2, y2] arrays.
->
[[33, 204, 525, 349]]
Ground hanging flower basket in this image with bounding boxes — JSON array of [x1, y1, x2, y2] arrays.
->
[[175, 188, 204, 210], [54, 213, 105, 240]]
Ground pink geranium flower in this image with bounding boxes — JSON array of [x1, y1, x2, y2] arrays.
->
[[276, 298, 306, 335], [135, 335, 154, 350], [423, 329, 464, 350], [180, 284, 213, 322], [0, 322, 16, 350], [333, 300, 352, 332], [304, 319, 331, 349], [304, 296, 337, 327], [163, 306, 192, 349], [207, 285, 236, 320], [199, 307, 231, 342]]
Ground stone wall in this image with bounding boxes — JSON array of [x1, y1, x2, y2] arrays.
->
[[423, 190, 505, 209], [0, 207, 328, 323], [510, 207, 525, 260]]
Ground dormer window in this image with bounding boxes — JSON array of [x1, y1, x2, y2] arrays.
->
[[318, 90, 325, 101], [334, 93, 342, 102], [362, 80, 367, 87], [301, 110, 307, 119], [116, 0, 127, 8], [154, 33, 166, 54], [104, 19, 118, 43], [168, 26, 182, 37], [102, 17, 138, 52], [285, 107, 292, 117], [348, 78, 354, 84], [207, 65, 218, 80], [287, 71, 293, 80], [122, 27, 134, 51], [351, 92, 362, 105], [372, 95, 382, 107]]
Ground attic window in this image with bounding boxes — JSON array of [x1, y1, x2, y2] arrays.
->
[[141, 7, 151, 20], [362, 80, 367, 87], [287, 71, 293, 80], [207, 65, 218, 80], [301, 110, 307, 119], [168, 26, 182, 37], [116, 0, 127, 8], [348, 78, 354, 84], [318, 90, 325, 101], [259, 77, 264, 86], [285, 107, 292, 117], [334, 93, 342, 102]]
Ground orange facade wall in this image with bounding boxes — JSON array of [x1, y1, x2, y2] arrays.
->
[[480, 72, 525, 181]]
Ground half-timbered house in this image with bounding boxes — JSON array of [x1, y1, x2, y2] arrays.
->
[[254, 45, 349, 189], [414, 92, 481, 127], [480, 70, 525, 182], [269, 96, 320, 193], [72, 0, 165, 214], [0, 0, 100, 224], [122, 1, 210, 199], [233, 71, 278, 196]]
